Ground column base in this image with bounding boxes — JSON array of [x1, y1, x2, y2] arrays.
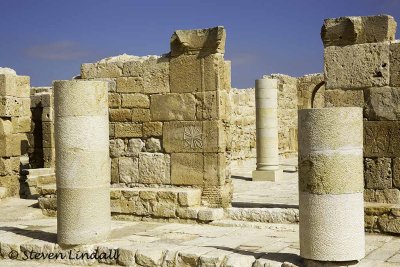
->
[[252, 169, 282, 181]]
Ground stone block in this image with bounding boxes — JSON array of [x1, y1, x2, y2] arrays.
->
[[0, 135, 21, 157], [152, 202, 176, 218], [143, 122, 163, 137], [0, 74, 16, 96], [170, 54, 201, 93], [198, 208, 224, 221], [364, 189, 375, 202], [90, 78, 116, 92], [0, 175, 20, 196], [16, 76, 30, 97], [138, 152, 170, 184], [11, 116, 31, 133], [119, 157, 139, 184], [324, 89, 364, 108], [145, 137, 161, 152], [116, 77, 144, 93], [150, 93, 196, 121], [109, 109, 131, 122], [126, 138, 144, 156], [109, 123, 115, 137], [203, 53, 225, 92], [122, 56, 169, 94], [170, 26, 226, 56], [324, 42, 389, 89], [163, 121, 225, 153], [176, 207, 200, 219], [321, 15, 397, 47], [115, 123, 142, 138], [108, 93, 121, 108], [223, 60, 232, 90], [43, 148, 55, 168], [178, 189, 202, 207], [111, 158, 119, 184], [0, 157, 19, 176], [393, 158, 400, 189], [204, 153, 225, 186], [19, 97, 30, 117], [109, 139, 125, 158], [81, 62, 123, 79], [390, 42, 400, 87], [171, 153, 203, 185], [202, 120, 226, 153], [375, 189, 400, 204], [195, 91, 229, 121], [131, 108, 150, 122], [121, 93, 150, 108], [364, 158, 392, 189], [0, 118, 13, 135], [0, 96, 19, 117], [364, 87, 400, 120], [41, 107, 53, 122], [378, 217, 400, 234], [364, 121, 400, 157], [42, 133, 54, 148]]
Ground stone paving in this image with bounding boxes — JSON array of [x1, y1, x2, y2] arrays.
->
[[231, 158, 298, 208], [0, 198, 399, 266]]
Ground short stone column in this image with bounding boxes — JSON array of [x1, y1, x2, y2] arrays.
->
[[252, 78, 282, 181], [298, 107, 364, 262], [54, 80, 110, 246]]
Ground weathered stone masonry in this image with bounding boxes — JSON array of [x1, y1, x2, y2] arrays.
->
[[0, 70, 31, 198], [80, 26, 233, 209]]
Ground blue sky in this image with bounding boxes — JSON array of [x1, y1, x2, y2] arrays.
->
[[1, 0, 399, 88]]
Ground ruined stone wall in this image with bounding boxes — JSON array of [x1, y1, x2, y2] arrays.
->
[[0, 71, 31, 197], [29, 87, 55, 169], [321, 15, 400, 207], [79, 27, 232, 208], [228, 88, 256, 162]]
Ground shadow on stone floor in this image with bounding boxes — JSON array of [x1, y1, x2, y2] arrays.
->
[[232, 202, 299, 209], [0, 226, 56, 243], [231, 175, 252, 181], [206, 246, 303, 265]]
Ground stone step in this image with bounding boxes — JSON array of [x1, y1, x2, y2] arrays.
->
[[225, 207, 299, 224], [22, 168, 55, 177]]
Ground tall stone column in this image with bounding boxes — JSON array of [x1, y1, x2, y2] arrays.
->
[[298, 107, 364, 262], [252, 78, 282, 181], [54, 80, 110, 246]]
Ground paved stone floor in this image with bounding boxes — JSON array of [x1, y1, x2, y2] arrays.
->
[[231, 158, 298, 208], [0, 198, 400, 266]]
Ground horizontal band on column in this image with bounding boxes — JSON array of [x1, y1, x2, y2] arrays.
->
[[255, 89, 278, 99], [256, 100, 278, 108], [299, 152, 363, 194], [299, 191, 365, 261], [298, 107, 363, 152]]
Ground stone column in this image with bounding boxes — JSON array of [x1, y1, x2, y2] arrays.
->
[[298, 107, 364, 262], [252, 78, 282, 181], [54, 80, 110, 246]]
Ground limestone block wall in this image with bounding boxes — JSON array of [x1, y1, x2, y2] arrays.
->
[[0, 72, 31, 197], [80, 27, 233, 208], [322, 15, 400, 205], [264, 74, 298, 158], [29, 87, 55, 169], [229, 88, 256, 161]]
